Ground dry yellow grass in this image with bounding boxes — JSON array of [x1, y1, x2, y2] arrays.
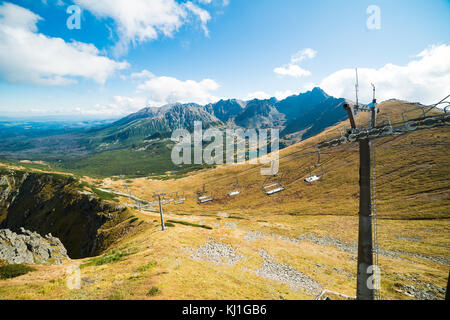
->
[[0, 100, 448, 300]]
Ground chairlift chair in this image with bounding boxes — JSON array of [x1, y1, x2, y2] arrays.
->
[[304, 163, 324, 183], [261, 161, 285, 196], [262, 174, 285, 196], [228, 177, 241, 197], [175, 192, 186, 205], [198, 184, 214, 204], [167, 193, 175, 203]]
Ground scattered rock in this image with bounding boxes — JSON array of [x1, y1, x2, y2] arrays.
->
[[216, 212, 229, 218], [394, 283, 443, 300], [396, 235, 421, 242], [243, 231, 264, 242], [191, 238, 245, 266], [224, 222, 237, 229], [251, 249, 321, 295]]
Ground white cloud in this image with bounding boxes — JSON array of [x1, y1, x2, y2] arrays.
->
[[274, 65, 311, 78], [291, 48, 317, 63], [198, 0, 212, 4], [130, 70, 155, 79], [274, 90, 296, 100], [319, 44, 450, 104], [185, 1, 211, 37], [75, 96, 148, 116], [0, 3, 128, 86], [245, 90, 297, 101], [245, 91, 272, 100], [74, 0, 212, 56], [137, 75, 220, 106], [274, 47, 316, 78]]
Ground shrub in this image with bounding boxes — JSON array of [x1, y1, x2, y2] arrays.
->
[[147, 286, 161, 296], [0, 264, 35, 279]]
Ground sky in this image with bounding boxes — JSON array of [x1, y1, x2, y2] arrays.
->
[[0, 0, 449, 118]]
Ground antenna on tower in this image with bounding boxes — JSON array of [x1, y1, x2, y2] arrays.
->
[[355, 68, 360, 107], [371, 83, 376, 105]]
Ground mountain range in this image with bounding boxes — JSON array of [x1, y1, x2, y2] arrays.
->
[[0, 87, 349, 176], [89, 87, 347, 146]]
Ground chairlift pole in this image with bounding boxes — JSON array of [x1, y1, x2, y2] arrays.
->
[[153, 192, 166, 231], [318, 94, 450, 301], [345, 99, 376, 300], [357, 137, 374, 300]]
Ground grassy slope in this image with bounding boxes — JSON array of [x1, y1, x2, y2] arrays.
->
[[0, 100, 448, 300]]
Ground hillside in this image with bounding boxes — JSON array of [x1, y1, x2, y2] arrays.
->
[[0, 88, 349, 177], [0, 100, 448, 300]]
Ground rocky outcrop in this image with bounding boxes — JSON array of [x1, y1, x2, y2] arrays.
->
[[0, 169, 132, 259], [0, 228, 69, 265]]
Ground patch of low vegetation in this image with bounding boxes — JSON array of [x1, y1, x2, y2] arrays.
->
[[167, 220, 212, 230], [90, 186, 119, 202], [164, 222, 175, 227], [0, 264, 35, 279], [137, 261, 158, 272], [228, 216, 247, 220], [76, 180, 118, 202], [81, 248, 137, 269], [147, 286, 161, 296], [129, 217, 139, 224]]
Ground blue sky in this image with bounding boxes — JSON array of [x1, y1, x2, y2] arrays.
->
[[0, 0, 449, 118]]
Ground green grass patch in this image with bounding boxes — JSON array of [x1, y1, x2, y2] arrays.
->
[[81, 248, 136, 269], [164, 222, 175, 227], [0, 264, 35, 279], [90, 186, 119, 202], [137, 261, 157, 273], [129, 217, 139, 224], [166, 220, 212, 230], [228, 216, 247, 220], [147, 286, 161, 296]]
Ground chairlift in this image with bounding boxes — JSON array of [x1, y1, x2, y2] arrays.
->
[[305, 151, 325, 183], [198, 184, 214, 204], [261, 161, 284, 195], [304, 164, 324, 183], [167, 193, 175, 203], [228, 177, 241, 197], [175, 192, 185, 205]]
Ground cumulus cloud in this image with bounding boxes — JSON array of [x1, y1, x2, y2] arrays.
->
[[137, 75, 220, 106], [0, 2, 128, 86], [245, 91, 272, 100], [75, 96, 149, 116], [244, 90, 297, 101], [319, 44, 450, 104], [130, 69, 155, 79], [74, 0, 212, 56], [274, 65, 311, 78], [274, 47, 316, 78], [291, 48, 317, 63]]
